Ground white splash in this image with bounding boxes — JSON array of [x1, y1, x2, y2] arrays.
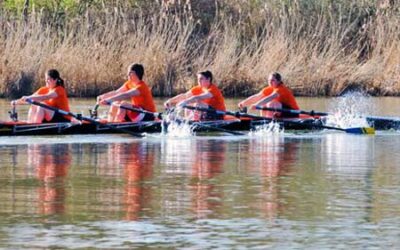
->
[[325, 91, 372, 128], [161, 108, 194, 137], [249, 121, 284, 136], [165, 121, 193, 137]]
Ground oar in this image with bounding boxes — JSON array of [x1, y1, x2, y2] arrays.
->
[[255, 106, 328, 116], [26, 99, 144, 137], [256, 106, 400, 129], [190, 121, 245, 135], [184, 105, 375, 135], [179, 105, 245, 135], [104, 101, 163, 119]]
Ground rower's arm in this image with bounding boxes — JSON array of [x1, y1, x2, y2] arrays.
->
[[97, 85, 128, 103], [238, 93, 264, 107], [253, 91, 279, 107], [106, 88, 139, 103], [20, 91, 58, 103], [178, 92, 212, 106], [11, 98, 27, 105], [164, 92, 192, 107], [97, 91, 116, 102]]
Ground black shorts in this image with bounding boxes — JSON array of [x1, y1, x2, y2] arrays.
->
[[124, 112, 155, 122], [200, 107, 224, 120], [44, 112, 70, 123], [279, 104, 300, 118]]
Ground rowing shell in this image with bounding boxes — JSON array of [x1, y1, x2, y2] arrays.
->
[[0, 121, 160, 136], [366, 116, 400, 130], [0, 116, 323, 136]]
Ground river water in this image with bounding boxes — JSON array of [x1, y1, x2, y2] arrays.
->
[[0, 97, 399, 249]]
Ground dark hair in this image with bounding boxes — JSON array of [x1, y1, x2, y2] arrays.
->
[[271, 72, 282, 83], [198, 70, 213, 83], [129, 63, 144, 80], [47, 69, 64, 87]]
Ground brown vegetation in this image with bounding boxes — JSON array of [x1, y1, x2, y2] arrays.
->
[[0, 1, 400, 98]]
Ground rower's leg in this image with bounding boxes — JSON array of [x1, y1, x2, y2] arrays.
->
[[184, 109, 199, 120], [186, 102, 207, 120], [194, 102, 208, 120], [261, 101, 282, 118], [107, 103, 120, 122], [43, 109, 55, 122], [184, 109, 194, 119], [27, 105, 39, 123], [115, 110, 126, 122], [30, 107, 50, 123], [114, 102, 132, 122]]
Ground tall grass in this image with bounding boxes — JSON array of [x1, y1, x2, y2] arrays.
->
[[0, 0, 399, 97]]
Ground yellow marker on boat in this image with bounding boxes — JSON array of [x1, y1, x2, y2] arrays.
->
[[362, 127, 376, 135]]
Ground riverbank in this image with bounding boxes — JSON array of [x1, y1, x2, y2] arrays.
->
[[1, 1, 399, 98]]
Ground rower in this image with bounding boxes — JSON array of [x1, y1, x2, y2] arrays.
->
[[164, 70, 226, 120], [238, 72, 299, 118], [11, 69, 71, 123], [97, 63, 156, 122]]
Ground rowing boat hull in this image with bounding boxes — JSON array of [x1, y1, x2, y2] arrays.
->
[[0, 121, 161, 136], [366, 117, 400, 130], [0, 117, 323, 136]]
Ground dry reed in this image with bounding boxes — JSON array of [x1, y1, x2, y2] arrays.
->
[[0, 1, 400, 98]]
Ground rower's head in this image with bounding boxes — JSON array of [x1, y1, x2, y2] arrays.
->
[[128, 63, 144, 82], [197, 70, 213, 88], [268, 72, 282, 87], [46, 69, 64, 88]]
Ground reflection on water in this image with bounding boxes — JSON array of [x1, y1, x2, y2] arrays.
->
[[323, 133, 375, 170], [118, 143, 154, 221], [30, 144, 71, 215], [190, 140, 225, 219], [245, 136, 295, 177], [0, 133, 399, 248], [245, 136, 298, 219], [161, 138, 225, 219], [83, 142, 157, 221]]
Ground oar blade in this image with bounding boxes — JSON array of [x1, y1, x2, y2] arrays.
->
[[345, 127, 375, 135]]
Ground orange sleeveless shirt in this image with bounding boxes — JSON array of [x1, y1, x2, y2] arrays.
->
[[122, 80, 156, 112], [190, 84, 226, 111], [260, 83, 299, 110], [35, 86, 70, 112]]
